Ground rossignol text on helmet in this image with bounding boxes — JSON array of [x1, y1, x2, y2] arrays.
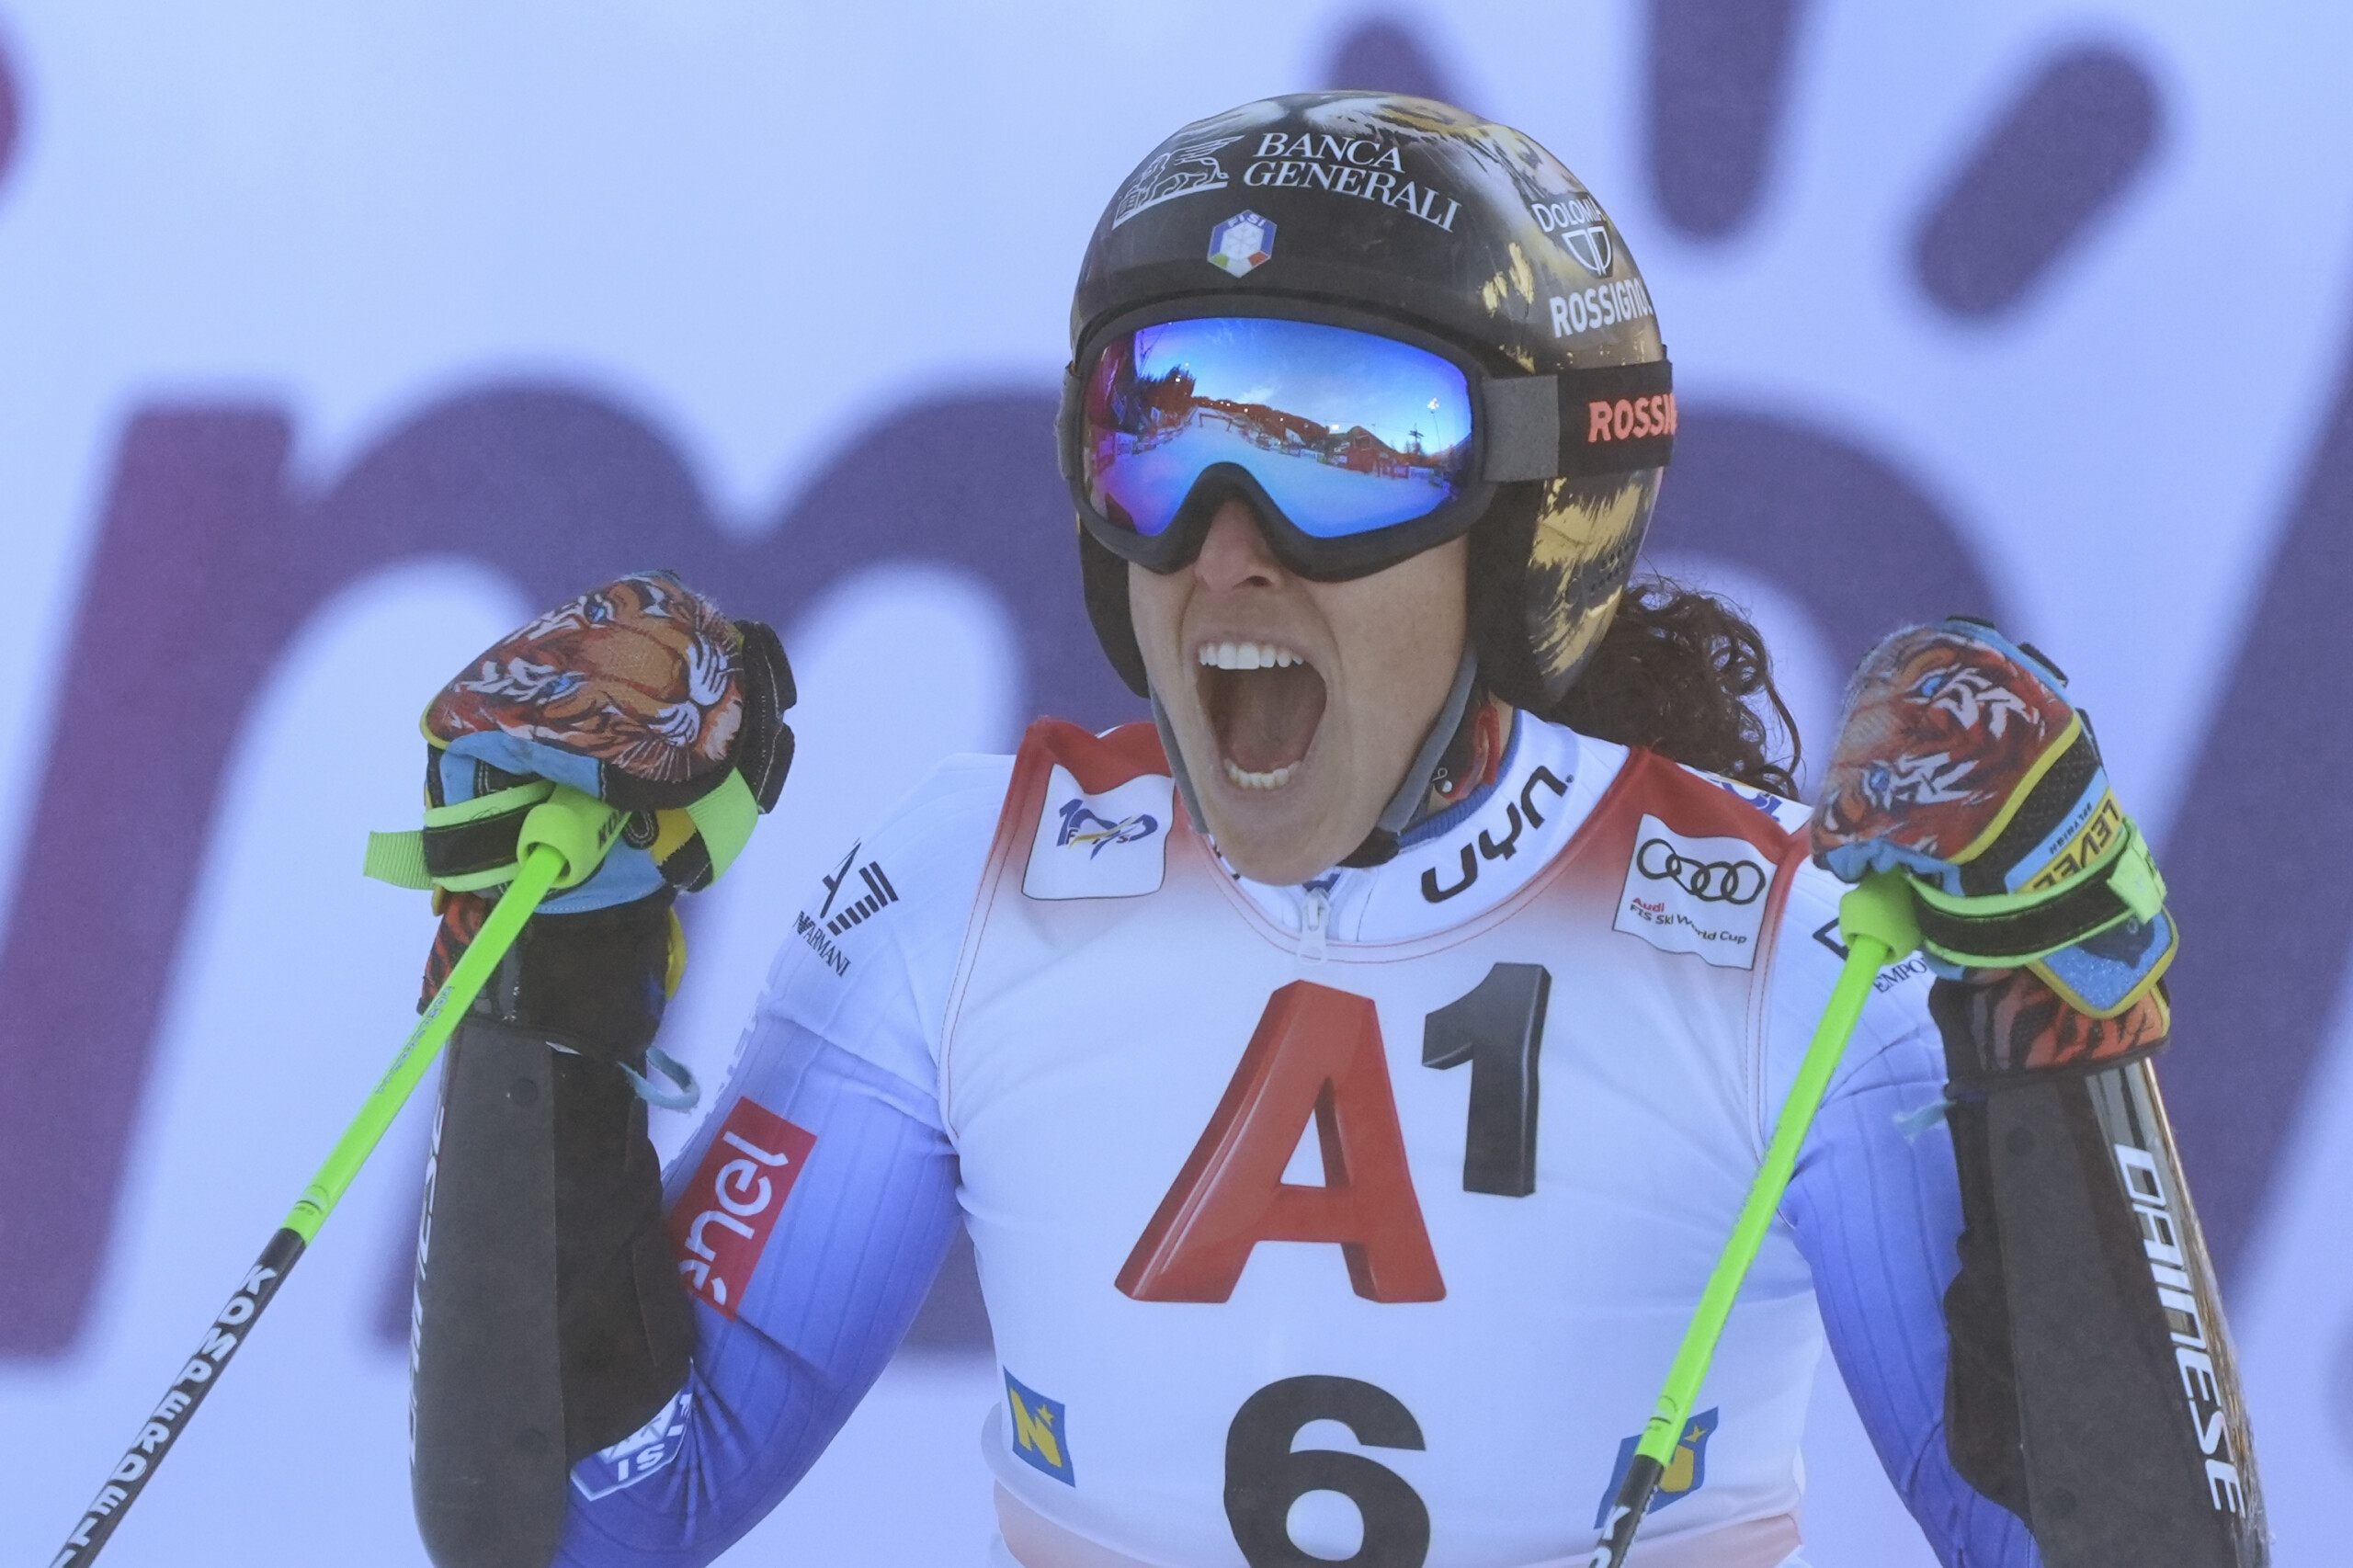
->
[[1061, 91, 1674, 714]]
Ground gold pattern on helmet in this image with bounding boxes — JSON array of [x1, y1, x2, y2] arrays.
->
[[1519, 471, 1660, 706]]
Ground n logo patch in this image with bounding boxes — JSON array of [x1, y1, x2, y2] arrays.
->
[[1005, 1369, 1075, 1484]]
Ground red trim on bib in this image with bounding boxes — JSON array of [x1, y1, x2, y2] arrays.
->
[[945, 721, 1177, 1120], [1550, 749, 1808, 979], [1030, 719, 1168, 796], [1605, 751, 1797, 857]]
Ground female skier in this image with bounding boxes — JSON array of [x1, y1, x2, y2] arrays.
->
[[403, 93, 2262, 1568]]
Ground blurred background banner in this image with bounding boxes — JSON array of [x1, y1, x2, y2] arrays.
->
[[1, 3, 2348, 1562]]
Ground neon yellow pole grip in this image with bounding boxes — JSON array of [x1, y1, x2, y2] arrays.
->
[[523, 781, 632, 892], [1594, 870, 1919, 1567]]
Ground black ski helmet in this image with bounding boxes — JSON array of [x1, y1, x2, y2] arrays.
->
[[1062, 91, 1674, 714]]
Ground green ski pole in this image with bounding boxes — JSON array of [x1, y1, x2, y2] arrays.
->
[[1590, 869, 1919, 1568], [49, 786, 626, 1568]]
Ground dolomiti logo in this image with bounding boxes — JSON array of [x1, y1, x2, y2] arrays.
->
[[668, 1097, 814, 1318], [1530, 194, 1613, 273], [1613, 815, 1775, 969]]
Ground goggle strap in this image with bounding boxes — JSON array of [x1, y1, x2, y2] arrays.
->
[[1482, 358, 1677, 483], [1481, 378, 1563, 483], [1055, 366, 1081, 481]]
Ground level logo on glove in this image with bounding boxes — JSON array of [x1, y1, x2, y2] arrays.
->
[[1810, 618, 2174, 1018]]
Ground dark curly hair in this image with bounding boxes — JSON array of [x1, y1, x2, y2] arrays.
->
[[1545, 578, 1802, 797]]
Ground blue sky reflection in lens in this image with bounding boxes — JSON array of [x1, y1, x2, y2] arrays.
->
[[1084, 317, 1474, 540]]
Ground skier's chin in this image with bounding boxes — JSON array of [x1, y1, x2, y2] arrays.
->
[[1198, 744, 1343, 881]]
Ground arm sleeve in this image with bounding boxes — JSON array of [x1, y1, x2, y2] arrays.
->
[[1767, 865, 2043, 1568], [1782, 1027, 2042, 1567], [555, 1028, 961, 1564], [554, 754, 1014, 1566]]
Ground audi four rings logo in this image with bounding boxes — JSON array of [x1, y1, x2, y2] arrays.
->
[[1635, 837, 1768, 904]]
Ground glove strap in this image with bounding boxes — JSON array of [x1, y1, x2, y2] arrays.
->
[[1914, 817, 2165, 967], [365, 781, 556, 893], [684, 769, 760, 881]]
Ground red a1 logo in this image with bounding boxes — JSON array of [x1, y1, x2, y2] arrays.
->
[[1118, 981, 1447, 1304]]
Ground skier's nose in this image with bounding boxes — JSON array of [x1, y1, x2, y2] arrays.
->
[[1193, 497, 1287, 592]]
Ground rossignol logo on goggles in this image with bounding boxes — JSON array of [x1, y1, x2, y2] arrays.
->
[[1585, 392, 1677, 446]]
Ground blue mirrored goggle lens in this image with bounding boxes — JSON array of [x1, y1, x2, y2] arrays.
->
[[1082, 318, 1474, 541]]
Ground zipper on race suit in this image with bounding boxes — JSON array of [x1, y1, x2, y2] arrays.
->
[[1298, 885, 1330, 962]]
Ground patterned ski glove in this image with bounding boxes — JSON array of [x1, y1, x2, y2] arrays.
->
[[1809, 618, 2174, 1019], [368, 571, 793, 1023]]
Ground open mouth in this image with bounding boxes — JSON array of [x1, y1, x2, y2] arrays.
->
[[1198, 640, 1327, 790]]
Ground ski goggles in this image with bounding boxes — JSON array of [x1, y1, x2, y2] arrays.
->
[[1058, 306, 1676, 580]]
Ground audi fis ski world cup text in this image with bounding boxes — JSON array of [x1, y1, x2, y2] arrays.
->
[[1612, 818, 1777, 970]]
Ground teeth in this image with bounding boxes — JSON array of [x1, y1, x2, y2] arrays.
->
[[1223, 758, 1297, 790], [1198, 642, 1304, 671]]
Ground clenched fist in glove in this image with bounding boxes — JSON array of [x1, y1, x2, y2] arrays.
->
[[1808, 623, 2267, 1562], [1809, 617, 2174, 1086], [1810, 618, 2173, 1014], [370, 570, 793, 1055]]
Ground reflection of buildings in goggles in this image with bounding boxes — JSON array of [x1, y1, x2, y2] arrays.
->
[[1086, 329, 1472, 537], [1090, 404, 1468, 537]]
